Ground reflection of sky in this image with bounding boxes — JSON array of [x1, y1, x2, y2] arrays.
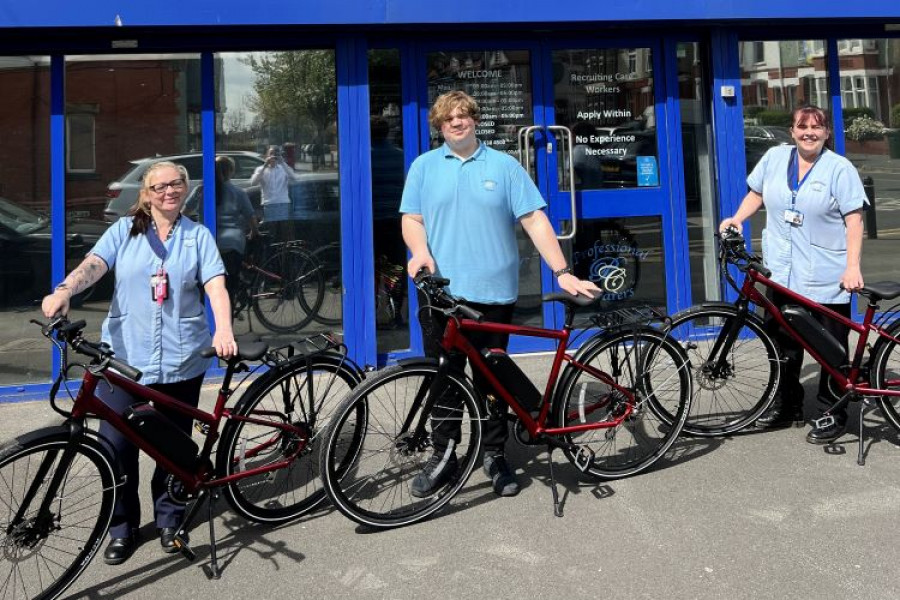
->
[[221, 53, 259, 128]]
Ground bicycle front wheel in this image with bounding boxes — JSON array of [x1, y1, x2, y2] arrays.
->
[[320, 362, 482, 529], [554, 328, 691, 479], [217, 354, 362, 524], [0, 430, 116, 600], [251, 247, 325, 333], [873, 320, 900, 431], [667, 304, 780, 436]]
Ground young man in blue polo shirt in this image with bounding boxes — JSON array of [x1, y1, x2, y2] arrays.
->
[[400, 90, 598, 497]]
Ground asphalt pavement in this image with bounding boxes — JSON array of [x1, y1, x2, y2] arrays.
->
[[2, 354, 900, 600]]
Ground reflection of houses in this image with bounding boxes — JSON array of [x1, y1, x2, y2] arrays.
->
[[741, 39, 900, 124], [0, 56, 207, 219]]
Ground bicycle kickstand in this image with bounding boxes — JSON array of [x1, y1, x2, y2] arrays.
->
[[546, 446, 563, 518], [203, 490, 222, 580], [857, 398, 875, 467]]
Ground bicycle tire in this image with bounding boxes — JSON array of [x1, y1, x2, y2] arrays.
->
[[666, 304, 780, 436], [310, 243, 342, 326], [553, 327, 691, 479], [0, 428, 116, 600], [873, 320, 900, 432], [320, 361, 482, 529], [251, 247, 325, 333], [217, 353, 363, 524]]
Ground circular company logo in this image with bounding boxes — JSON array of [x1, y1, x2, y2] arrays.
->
[[573, 226, 647, 301]]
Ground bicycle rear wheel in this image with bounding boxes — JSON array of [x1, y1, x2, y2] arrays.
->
[[252, 247, 325, 333], [667, 304, 780, 436], [320, 362, 482, 529], [0, 429, 116, 600], [873, 320, 900, 431], [554, 328, 691, 479], [218, 354, 362, 524], [310, 243, 342, 326]]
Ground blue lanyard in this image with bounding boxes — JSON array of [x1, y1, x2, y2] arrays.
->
[[146, 216, 179, 262], [787, 148, 823, 209]]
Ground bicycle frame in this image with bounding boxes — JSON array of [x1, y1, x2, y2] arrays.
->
[[435, 316, 636, 442], [70, 367, 308, 494], [734, 265, 900, 399]]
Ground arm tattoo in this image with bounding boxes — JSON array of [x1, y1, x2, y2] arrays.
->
[[59, 255, 108, 296]]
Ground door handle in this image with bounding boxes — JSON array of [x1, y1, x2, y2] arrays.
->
[[547, 125, 577, 241]]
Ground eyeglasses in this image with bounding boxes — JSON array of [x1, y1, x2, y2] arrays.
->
[[148, 179, 186, 194], [793, 124, 826, 132]]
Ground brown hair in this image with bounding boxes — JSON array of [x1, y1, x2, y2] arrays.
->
[[127, 160, 190, 237], [429, 91, 481, 130]]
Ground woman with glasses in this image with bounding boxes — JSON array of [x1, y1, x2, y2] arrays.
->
[[41, 160, 237, 566], [719, 105, 867, 444]]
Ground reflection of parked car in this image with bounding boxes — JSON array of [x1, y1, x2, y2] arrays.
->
[[288, 173, 340, 249], [0, 197, 112, 307], [104, 151, 265, 222], [744, 126, 792, 172]]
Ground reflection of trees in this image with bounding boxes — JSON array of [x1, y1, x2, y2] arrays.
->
[[244, 51, 336, 144]]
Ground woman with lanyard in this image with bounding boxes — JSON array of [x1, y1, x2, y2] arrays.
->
[[719, 105, 867, 444], [42, 161, 237, 565]]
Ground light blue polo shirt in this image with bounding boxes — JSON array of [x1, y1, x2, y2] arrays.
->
[[748, 146, 866, 304], [400, 142, 547, 303], [90, 217, 225, 384]]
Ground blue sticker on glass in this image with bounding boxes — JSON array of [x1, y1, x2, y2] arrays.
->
[[636, 156, 659, 187]]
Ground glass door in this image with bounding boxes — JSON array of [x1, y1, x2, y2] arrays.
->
[[536, 43, 674, 322]]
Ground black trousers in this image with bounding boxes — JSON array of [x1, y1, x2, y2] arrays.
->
[[98, 374, 204, 538], [765, 289, 851, 411], [418, 291, 516, 454]]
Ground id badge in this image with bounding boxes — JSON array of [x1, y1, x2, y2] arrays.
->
[[150, 268, 169, 304], [783, 209, 804, 226]]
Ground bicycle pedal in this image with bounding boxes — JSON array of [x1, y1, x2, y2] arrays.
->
[[175, 535, 196, 562], [813, 414, 836, 430], [573, 445, 595, 473]]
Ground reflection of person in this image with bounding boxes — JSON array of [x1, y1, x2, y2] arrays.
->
[[719, 105, 866, 444], [214, 156, 259, 306], [401, 90, 598, 498], [571, 121, 604, 189], [41, 161, 236, 566], [250, 145, 299, 241]]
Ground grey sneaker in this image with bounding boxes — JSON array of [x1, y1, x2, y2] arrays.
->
[[410, 449, 458, 498], [482, 451, 520, 497]]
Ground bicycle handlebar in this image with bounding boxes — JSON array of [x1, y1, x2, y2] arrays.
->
[[32, 318, 143, 381], [413, 270, 484, 322], [717, 227, 771, 278]]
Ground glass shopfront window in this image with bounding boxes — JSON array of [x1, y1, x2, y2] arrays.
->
[[838, 38, 900, 286], [739, 39, 828, 248], [0, 56, 50, 384], [678, 42, 719, 304], [369, 49, 409, 353], [64, 54, 203, 342], [552, 48, 657, 190], [213, 50, 340, 346]]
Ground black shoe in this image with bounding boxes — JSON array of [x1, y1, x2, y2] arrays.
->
[[410, 450, 458, 498], [482, 451, 520, 497], [103, 534, 138, 565], [755, 403, 804, 429], [159, 527, 187, 554], [806, 413, 848, 445]]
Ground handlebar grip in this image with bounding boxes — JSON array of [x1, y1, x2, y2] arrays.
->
[[108, 358, 142, 381], [458, 305, 484, 322]]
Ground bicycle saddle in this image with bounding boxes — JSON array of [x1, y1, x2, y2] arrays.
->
[[200, 341, 268, 362], [858, 282, 900, 301], [542, 291, 601, 308]]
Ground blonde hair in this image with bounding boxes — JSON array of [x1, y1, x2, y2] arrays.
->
[[429, 91, 481, 130]]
